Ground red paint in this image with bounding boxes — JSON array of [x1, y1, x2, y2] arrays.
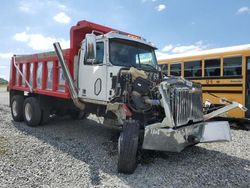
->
[[33, 62, 37, 89], [122, 104, 132, 117], [26, 63, 30, 88], [10, 49, 71, 99], [52, 61, 58, 91], [9, 57, 15, 88], [42, 61, 47, 90], [18, 64, 22, 86]]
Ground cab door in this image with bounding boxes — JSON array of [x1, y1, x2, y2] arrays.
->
[[246, 57, 250, 117], [78, 41, 107, 102]]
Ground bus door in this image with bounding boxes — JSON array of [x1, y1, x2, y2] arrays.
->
[[246, 57, 250, 117]]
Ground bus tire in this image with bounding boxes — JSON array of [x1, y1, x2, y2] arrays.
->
[[23, 97, 42, 127], [11, 95, 24, 122], [118, 121, 140, 174]]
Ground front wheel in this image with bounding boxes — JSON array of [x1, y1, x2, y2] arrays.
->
[[118, 121, 140, 174]]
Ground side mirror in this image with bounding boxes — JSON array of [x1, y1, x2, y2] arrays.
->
[[85, 33, 96, 63]]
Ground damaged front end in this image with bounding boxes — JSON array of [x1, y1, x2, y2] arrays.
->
[[110, 67, 246, 153], [142, 78, 239, 152], [143, 121, 231, 152]]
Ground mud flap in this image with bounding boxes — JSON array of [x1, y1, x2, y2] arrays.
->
[[200, 121, 231, 143]]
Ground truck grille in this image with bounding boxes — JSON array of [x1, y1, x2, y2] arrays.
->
[[171, 87, 203, 127], [161, 78, 204, 127]]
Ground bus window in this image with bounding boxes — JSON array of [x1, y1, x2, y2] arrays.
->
[[223, 56, 242, 76], [161, 64, 168, 75], [170, 63, 181, 76], [184, 60, 202, 78], [205, 59, 221, 77]]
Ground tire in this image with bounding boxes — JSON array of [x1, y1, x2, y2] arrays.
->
[[118, 121, 140, 174], [11, 95, 24, 122], [23, 97, 42, 127], [40, 108, 50, 125], [69, 110, 87, 120]]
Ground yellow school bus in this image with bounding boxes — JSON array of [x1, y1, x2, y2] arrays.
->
[[158, 44, 250, 119]]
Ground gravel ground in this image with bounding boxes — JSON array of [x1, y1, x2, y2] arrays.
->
[[0, 103, 249, 187]]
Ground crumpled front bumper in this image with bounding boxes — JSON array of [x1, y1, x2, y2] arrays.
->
[[142, 121, 231, 152]]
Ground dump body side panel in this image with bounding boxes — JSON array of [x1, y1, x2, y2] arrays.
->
[[9, 49, 72, 99]]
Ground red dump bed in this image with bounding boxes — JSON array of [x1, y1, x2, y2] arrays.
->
[[9, 50, 72, 98], [9, 20, 127, 99]]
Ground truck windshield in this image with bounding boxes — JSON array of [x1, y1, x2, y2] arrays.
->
[[109, 39, 158, 70]]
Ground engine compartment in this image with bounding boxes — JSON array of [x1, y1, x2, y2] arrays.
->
[[110, 67, 204, 128]]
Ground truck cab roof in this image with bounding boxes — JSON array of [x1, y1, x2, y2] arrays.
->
[[104, 31, 156, 49], [70, 20, 156, 56]]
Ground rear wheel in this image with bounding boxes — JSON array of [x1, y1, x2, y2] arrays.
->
[[40, 108, 50, 125], [23, 97, 42, 127], [11, 95, 24, 122], [118, 121, 140, 174]]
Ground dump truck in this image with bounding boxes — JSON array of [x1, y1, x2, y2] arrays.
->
[[9, 20, 246, 174]]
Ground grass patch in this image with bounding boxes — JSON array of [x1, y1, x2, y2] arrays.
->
[[0, 84, 7, 87], [0, 84, 7, 91], [0, 136, 9, 155]]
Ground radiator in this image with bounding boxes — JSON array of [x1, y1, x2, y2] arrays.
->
[[161, 78, 204, 127]]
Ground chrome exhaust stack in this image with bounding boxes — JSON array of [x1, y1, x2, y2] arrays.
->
[[53, 42, 85, 110]]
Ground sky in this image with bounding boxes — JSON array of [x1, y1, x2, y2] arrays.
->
[[0, 0, 250, 80]]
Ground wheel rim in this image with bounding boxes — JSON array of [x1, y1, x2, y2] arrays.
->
[[118, 134, 122, 155], [118, 136, 120, 154], [25, 103, 32, 121], [12, 100, 18, 117]]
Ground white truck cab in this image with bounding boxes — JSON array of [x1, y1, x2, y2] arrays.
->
[[78, 32, 158, 104]]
